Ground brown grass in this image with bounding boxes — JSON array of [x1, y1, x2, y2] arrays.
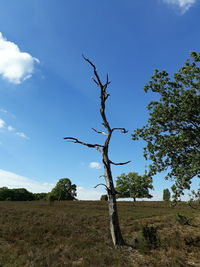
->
[[0, 201, 200, 266]]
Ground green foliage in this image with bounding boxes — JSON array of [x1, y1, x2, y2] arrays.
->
[[50, 178, 77, 201], [0, 187, 34, 201], [163, 188, 171, 201], [116, 172, 153, 201], [100, 194, 108, 201], [188, 188, 200, 204], [132, 52, 200, 198], [141, 225, 159, 249], [176, 213, 194, 226], [33, 193, 48, 200]]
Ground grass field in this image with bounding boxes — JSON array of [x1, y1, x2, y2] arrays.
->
[[0, 201, 200, 266]]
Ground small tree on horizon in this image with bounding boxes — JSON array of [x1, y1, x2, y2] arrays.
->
[[50, 178, 77, 201], [163, 188, 171, 201], [100, 194, 108, 201], [116, 172, 153, 202]]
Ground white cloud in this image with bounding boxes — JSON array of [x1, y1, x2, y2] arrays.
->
[[15, 131, 29, 139], [89, 162, 102, 169], [0, 117, 28, 139], [0, 118, 6, 129], [76, 186, 103, 200], [163, 0, 196, 13], [0, 169, 54, 193], [0, 108, 8, 114], [7, 125, 15, 131], [0, 169, 103, 200], [0, 32, 39, 84]]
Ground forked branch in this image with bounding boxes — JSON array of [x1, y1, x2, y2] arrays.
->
[[64, 137, 103, 149], [82, 54, 103, 88]]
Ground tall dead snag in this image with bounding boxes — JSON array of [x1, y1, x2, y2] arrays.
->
[[64, 56, 130, 247]]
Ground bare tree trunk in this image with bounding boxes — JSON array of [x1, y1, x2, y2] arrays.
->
[[64, 56, 130, 247]]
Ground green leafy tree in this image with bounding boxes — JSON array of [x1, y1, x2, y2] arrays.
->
[[100, 194, 108, 201], [33, 193, 48, 200], [163, 189, 171, 201], [51, 178, 77, 200], [12, 188, 34, 201], [116, 172, 153, 202], [0, 187, 34, 201], [0, 187, 11, 200], [133, 52, 200, 198]]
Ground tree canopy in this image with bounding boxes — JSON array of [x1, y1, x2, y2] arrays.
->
[[116, 172, 153, 202], [0, 187, 35, 201], [51, 178, 77, 200], [132, 52, 200, 197]]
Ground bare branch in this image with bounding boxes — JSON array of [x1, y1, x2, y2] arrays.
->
[[92, 128, 108, 136], [112, 128, 128, 134], [99, 175, 106, 179], [82, 54, 103, 88], [91, 77, 99, 86], [64, 137, 103, 149], [94, 183, 109, 191], [109, 160, 131, 166], [106, 74, 110, 85]]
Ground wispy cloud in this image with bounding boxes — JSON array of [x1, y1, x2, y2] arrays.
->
[[0, 117, 28, 139], [7, 125, 15, 132], [0, 118, 6, 129], [76, 186, 103, 200], [0, 169, 54, 193], [0, 108, 8, 114], [0, 32, 39, 84], [163, 0, 196, 13], [0, 169, 103, 199], [15, 131, 29, 139], [89, 162, 102, 169]]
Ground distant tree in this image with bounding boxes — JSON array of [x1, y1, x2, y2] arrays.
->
[[33, 193, 48, 200], [132, 52, 200, 199], [116, 172, 153, 202], [12, 188, 34, 201], [51, 178, 77, 201], [0, 187, 34, 201], [163, 189, 171, 201], [0, 187, 11, 201], [100, 194, 108, 201]]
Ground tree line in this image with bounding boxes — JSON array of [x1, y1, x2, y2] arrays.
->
[[0, 178, 77, 201]]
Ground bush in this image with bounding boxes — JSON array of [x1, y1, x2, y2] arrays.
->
[[141, 225, 159, 249], [176, 213, 193, 226], [100, 195, 108, 201]]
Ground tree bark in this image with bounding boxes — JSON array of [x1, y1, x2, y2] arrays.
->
[[64, 56, 130, 247]]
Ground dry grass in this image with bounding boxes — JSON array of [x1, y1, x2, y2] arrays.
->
[[0, 201, 200, 266]]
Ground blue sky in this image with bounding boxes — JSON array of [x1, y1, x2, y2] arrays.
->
[[0, 0, 199, 200]]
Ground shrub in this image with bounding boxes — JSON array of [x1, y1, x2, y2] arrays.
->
[[141, 225, 159, 249], [176, 213, 193, 226], [100, 195, 108, 201]]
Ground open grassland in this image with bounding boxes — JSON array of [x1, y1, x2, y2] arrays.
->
[[0, 201, 200, 267]]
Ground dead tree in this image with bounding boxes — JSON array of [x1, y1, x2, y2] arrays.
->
[[64, 56, 130, 247]]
